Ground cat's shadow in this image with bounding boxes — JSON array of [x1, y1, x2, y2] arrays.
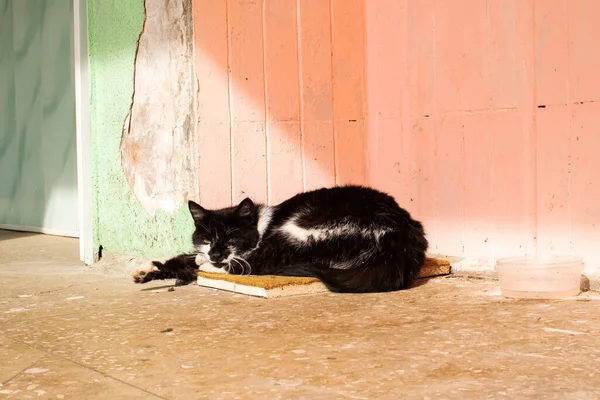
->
[[410, 276, 441, 289], [138, 276, 443, 292]]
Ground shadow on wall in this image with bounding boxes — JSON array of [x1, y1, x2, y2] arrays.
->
[[0, 0, 79, 241], [192, 0, 369, 209]]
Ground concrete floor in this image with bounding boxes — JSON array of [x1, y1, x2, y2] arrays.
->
[[1, 230, 599, 399]]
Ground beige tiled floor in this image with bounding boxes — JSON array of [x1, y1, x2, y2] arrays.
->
[[1, 230, 599, 399]]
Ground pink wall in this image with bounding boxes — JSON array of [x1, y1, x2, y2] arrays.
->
[[194, 0, 368, 210], [193, 0, 600, 272]]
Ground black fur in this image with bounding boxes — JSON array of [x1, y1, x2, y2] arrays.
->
[[132, 254, 198, 284], [134, 185, 428, 293]]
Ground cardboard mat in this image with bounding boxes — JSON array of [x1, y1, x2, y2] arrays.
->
[[197, 257, 451, 298]]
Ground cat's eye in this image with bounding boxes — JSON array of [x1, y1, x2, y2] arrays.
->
[[201, 239, 211, 244]]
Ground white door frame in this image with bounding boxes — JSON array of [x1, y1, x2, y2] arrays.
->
[[73, 0, 94, 265]]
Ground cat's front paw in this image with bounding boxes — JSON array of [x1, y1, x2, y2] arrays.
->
[[195, 253, 209, 266], [132, 261, 161, 284]]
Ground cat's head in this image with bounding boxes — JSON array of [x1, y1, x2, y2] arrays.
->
[[187, 198, 260, 265]]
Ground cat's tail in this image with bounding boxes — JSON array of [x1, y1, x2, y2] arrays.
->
[[313, 219, 429, 293]]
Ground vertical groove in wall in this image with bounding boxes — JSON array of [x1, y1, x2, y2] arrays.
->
[[530, 0, 538, 255], [363, 1, 373, 187], [400, 0, 412, 208], [328, 0, 337, 185], [261, 0, 270, 203], [296, 0, 306, 192], [225, 0, 234, 205], [360, 0, 368, 186], [564, 0, 572, 251], [431, 0, 439, 252], [485, 0, 496, 256], [460, 122, 466, 256]]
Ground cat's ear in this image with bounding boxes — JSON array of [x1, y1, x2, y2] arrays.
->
[[235, 198, 255, 218], [188, 200, 207, 223]]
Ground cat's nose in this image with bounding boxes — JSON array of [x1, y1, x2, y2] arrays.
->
[[208, 248, 226, 262]]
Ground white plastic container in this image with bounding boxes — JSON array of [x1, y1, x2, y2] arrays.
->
[[495, 255, 585, 299]]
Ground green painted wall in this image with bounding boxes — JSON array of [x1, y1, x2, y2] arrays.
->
[[87, 0, 193, 258]]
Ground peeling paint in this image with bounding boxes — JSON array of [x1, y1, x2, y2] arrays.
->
[[120, 0, 198, 216]]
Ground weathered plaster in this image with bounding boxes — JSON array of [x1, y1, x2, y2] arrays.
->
[[88, 0, 195, 258], [120, 0, 198, 216]]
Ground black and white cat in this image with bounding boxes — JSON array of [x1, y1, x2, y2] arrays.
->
[[132, 185, 428, 293]]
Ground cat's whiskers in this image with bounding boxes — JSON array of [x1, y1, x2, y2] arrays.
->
[[225, 260, 231, 273], [230, 258, 245, 275], [232, 256, 252, 275]]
